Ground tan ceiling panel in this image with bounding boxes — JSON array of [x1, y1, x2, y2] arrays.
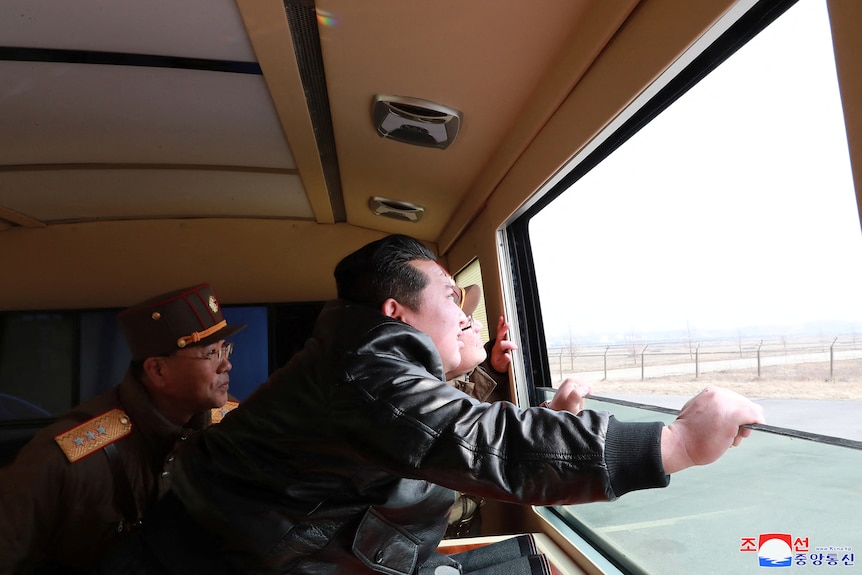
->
[[317, 0, 596, 240], [0, 61, 293, 169], [0, 0, 631, 243], [0, 0, 257, 61], [0, 169, 313, 222]]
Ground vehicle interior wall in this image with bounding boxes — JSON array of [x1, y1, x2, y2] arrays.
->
[[0, 222, 400, 310]]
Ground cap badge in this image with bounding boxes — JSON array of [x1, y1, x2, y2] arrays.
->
[[208, 295, 219, 313]]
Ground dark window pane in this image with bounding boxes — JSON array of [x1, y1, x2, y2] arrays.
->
[[79, 309, 130, 401], [0, 312, 75, 419], [222, 306, 270, 401]]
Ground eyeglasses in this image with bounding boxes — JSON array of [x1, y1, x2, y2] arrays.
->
[[172, 341, 233, 363], [461, 316, 473, 332]]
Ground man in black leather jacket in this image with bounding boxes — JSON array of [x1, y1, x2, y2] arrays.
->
[[96, 234, 765, 575]]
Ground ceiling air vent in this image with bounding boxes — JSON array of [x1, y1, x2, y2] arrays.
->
[[372, 95, 461, 150], [368, 197, 425, 222]]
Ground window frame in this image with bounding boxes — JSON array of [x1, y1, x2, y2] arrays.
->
[[502, 0, 799, 410], [497, 0, 836, 571]]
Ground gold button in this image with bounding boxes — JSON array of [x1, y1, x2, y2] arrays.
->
[[120, 416, 130, 426], [151, 312, 161, 320]]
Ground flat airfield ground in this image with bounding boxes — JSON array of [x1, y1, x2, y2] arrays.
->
[[582, 358, 862, 401], [549, 334, 862, 401], [567, 357, 862, 439]]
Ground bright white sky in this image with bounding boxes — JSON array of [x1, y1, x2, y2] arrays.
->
[[530, 0, 862, 343]]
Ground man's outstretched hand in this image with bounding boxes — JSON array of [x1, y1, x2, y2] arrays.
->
[[661, 386, 765, 475]]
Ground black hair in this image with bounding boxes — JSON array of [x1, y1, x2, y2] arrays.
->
[[334, 234, 437, 311]]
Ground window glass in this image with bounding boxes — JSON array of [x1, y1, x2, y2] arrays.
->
[[545, 398, 861, 574], [530, 0, 860, 407], [79, 309, 129, 401], [222, 306, 269, 400], [0, 312, 75, 419], [522, 0, 861, 571]]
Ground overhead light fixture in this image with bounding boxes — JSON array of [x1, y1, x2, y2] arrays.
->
[[368, 196, 425, 222], [372, 95, 461, 150]]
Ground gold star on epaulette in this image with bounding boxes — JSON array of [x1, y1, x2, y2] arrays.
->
[[211, 400, 239, 424], [54, 409, 133, 463]]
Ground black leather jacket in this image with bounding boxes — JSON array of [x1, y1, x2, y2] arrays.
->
[[172, 300, 668, 574]]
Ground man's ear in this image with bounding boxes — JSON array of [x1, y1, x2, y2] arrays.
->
[[142, 357, 170, 389], [381, 297, 410, 321]]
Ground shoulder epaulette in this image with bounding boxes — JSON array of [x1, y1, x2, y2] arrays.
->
[[211, 400, 239, 424], [54, 408, 133, 463]]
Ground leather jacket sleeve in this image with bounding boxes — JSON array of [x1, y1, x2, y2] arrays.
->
[[189, 303, 668, 507], [335, 319, 666, 504]]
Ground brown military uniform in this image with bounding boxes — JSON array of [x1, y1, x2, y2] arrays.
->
[[0, 283, 244, 573], [448, 338, 512, 404], [448, 364, 508, 403], [0, 374, 219, 573]]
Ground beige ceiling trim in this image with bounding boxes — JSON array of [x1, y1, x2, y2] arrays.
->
[[0, 205, 46, 228], [45, 214, 317, 225], [235, 0, 335, 224], [0, 163, 300, 175], [437, 0, 642, 254]]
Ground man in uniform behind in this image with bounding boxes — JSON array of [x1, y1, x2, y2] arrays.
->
[[446, 284, 515, 405], [0, 283, 245, 574], [444, 284, 591, 538]]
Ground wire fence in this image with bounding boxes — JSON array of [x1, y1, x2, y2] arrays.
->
[[547, 333, 862, 382]]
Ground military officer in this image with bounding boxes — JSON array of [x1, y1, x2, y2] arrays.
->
[[0, 283, 245, 574], [444, 284, 591, 538]]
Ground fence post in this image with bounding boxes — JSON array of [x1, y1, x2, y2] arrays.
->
[[603, 346, 609, 381], [641, 344, 648, 381], [695, 343, 700, 378], [830, 336, 838, 379], [757, 340, 763, 377]]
